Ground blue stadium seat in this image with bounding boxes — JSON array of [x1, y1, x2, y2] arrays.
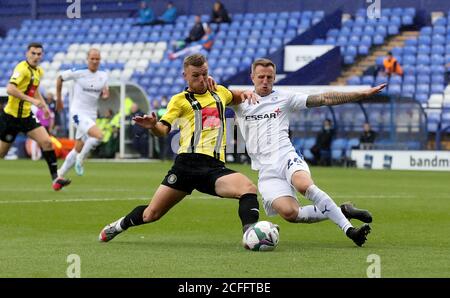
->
[[328, 28, 339, 37], [342, 19, 353, 28], [402, 84, 415, 97], [431, 54, 444, 65], [415, 93, 429, 103], [358, 45, 369, 55], [313, 38, 325, 45], [373, 34, 384, 45], [344, 55, 355, 64], [325, 36, 336, 45], [403, 65, 416, 75], [416, 84, 430, 94], [417, 65, 431, 75], [290, 11, 301, 19], [390, 16, 402, 27], [405, 7, 416, 16], [417, 54, 430, 65], [431, 74, 445, 84], [389, 76, 402, 84], [418, 35, 431, 45], [392, 8, 403, 16], [431, 45, 445, 55], [354, 16, 365, 27], [403, 45, 417, 55], [352, 26, 363, 36], [337, 36, 347, 46], [388, 84, 401, 95], [348, 35, 359, 46], [432, 34, 446, 44], [340, 27, 351, 36], [288, 18, 299, 28], [375, 26, 387, 36], [402, 15, 414, 25], [388, 25, 399, 35], [363, 26, 375, 35], [434, 17, 447, 26], [404, 39, 417, 47], [276, 19, 287, 28], [347, 76, 361, 85], [253, 19, 264, 29], [362, 75, 374, 85], [431, 84, 445, 94], [279, 12, 290, 19], [375, 75, 388, 85], [417, 75, 431, 84], [403, 55, 416, 65], [420, 26, 432, 35]]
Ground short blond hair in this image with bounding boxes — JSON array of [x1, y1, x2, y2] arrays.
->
[[183, 53, 207, 69], [251, 58, 276, 74]]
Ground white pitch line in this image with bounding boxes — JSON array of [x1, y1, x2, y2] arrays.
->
[[0, 197, 149, 204], [1, 193, 447, 205]]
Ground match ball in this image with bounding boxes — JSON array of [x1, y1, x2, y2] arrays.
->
[[242, 221, 279, 251]]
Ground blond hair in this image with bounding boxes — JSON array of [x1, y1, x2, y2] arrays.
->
[[183, 53, 207, 69], [251, 58, 276, 74]]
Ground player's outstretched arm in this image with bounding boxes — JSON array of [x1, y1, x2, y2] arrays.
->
[[133, 112, 170, 137], [55, 75, 64, 112], [6, 83, 42, 107], [306, 83, 387, 108]]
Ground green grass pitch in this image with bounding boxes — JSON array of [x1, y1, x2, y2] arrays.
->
[[0, 159, 449, 277]]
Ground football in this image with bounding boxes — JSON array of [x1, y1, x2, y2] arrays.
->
[[242, 221, 280, 251]]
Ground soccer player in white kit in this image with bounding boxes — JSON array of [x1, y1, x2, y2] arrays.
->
[[56, 49, 109, 178], [234, 58, 386, 246]]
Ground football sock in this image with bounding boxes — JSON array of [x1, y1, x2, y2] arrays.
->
[[305, 185, 352, 233], [42, 150, 58, 180], [120, 205, 147, 230], [58, 149, 77, 177], [77, 137, 101, 162], [296, 205, 328, 223], [239, 193, 260, 232]]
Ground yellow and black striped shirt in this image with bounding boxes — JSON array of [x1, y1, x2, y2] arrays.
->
[[4, 60, 43, 118], [160, 85, 233, 162]]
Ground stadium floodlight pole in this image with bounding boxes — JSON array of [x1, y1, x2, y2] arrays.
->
[[119, 81, 126, 158]]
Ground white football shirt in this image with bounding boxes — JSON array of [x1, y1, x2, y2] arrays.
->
[[234, 90, 308, 170], [61, 68, 108, 119]]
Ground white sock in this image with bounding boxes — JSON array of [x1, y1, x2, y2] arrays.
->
[[77, 137, 101, 162], [305, 185, 352, 233], [296, 205, 328, 223], [115, 217, 125, 232], [58, 149, 78, 177]]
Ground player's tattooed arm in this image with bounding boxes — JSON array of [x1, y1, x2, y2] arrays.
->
[[306, 83, 386, 108]]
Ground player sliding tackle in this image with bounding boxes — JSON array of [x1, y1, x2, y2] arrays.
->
[[98, 54, 263, 244], [215, 58, 386, 247]]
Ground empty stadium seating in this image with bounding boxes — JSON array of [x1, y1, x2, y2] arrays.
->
[[314, 7, 416, 64], [0, 10, 323, 101]]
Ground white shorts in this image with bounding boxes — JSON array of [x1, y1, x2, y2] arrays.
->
[[72, 114, 96, 141], [257, 150, 311, 216]]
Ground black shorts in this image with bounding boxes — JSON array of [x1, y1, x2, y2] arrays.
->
[[161, 153, 236, 196], [0, 110, 41, 143]]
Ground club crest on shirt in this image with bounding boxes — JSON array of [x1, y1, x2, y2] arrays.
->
[[11, 71, 21, 80]]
